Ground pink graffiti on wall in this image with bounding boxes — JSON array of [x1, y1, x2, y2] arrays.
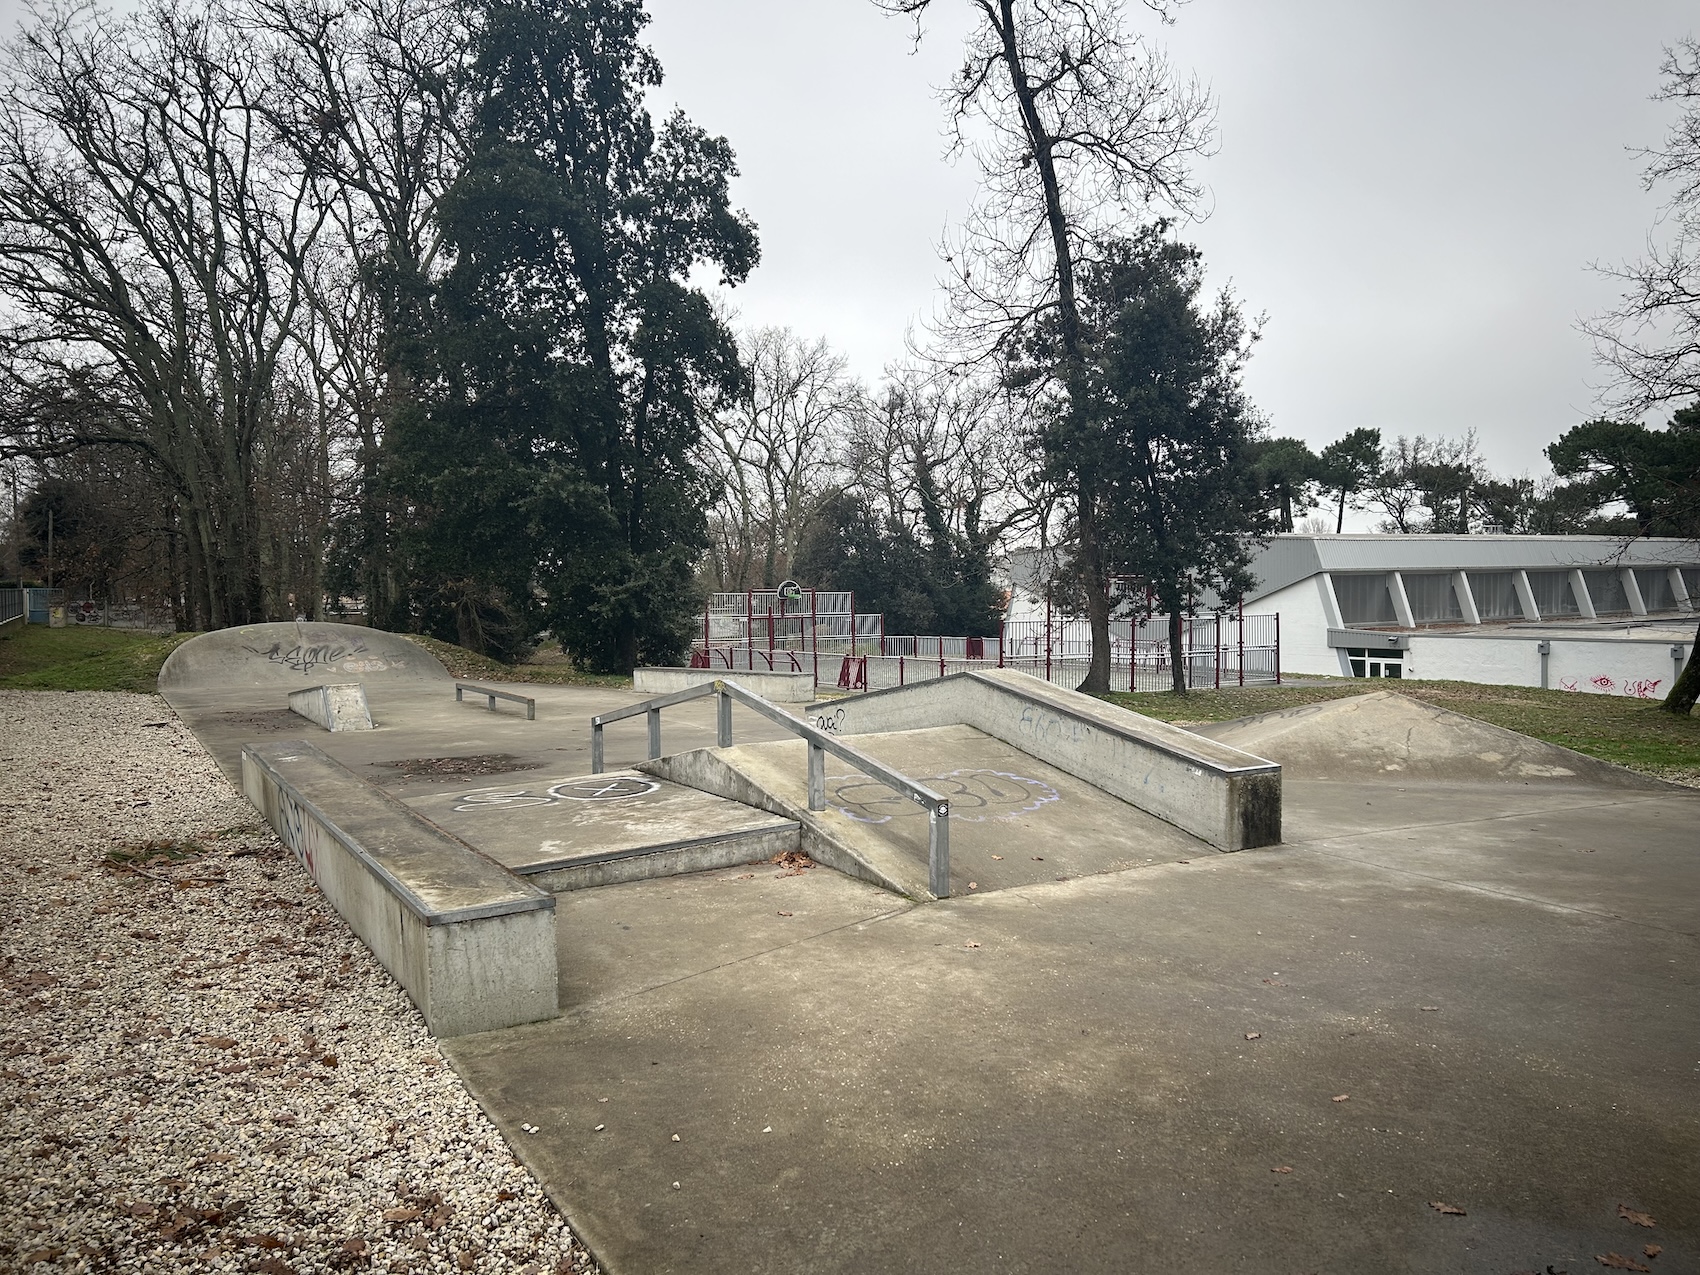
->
[[1559, 677, 1578, 692], [1625, 678, 1663, 699]]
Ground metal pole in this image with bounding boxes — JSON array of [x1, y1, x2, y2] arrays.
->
[[928, 804, 951, 899], [1215, 615, 1221, 689], [591, 721, 605, 774], [1274, 613, 1282, 685], [647, 708, 661, 760], [717, 690, 732, 747], [899, 655, 905, 686], [1045, 593, 1052, 684], [807, 742, 825, 811], [1238, 611, 1245, 686]]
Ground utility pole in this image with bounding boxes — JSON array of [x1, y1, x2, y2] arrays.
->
[[47, 507, 54, 592]]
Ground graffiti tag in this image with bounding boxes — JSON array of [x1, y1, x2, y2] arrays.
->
[[245, 638, 372, 676], [452, 776, 659, 813], [812, 707, 847, 735]]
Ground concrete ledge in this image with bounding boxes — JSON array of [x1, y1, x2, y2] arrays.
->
[[287, 683, 374, 732], [805, 668, 1282, 852], [635, 666, 816, 703], [527, 823, 799, 893], [241, 740, 557, 1037]]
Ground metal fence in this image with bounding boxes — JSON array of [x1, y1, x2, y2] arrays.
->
[[704, 612, 1281, 693]]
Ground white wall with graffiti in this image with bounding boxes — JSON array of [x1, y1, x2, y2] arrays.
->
[[1404, 631, 1688, 699]]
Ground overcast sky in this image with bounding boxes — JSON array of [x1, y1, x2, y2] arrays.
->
[[643, 0, 1695, 482]]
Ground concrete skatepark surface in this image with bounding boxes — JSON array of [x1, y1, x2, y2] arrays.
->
[[158, 636, 1700, 1273]]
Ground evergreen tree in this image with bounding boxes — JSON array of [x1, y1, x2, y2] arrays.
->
[[392, 0, 757, 667], [1039, 224, 1268, 693]]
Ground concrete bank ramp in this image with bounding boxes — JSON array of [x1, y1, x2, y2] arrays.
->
[[159, 620, 450, 693], [1191, 689, 1668, 788]]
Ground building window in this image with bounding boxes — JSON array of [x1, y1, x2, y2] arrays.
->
[[1468, 571, 1522, 620], [1346, 647, 1404, 679], [1335, 574, 1397, 626], [1582, 569, 1630, 615], [1526, 570, 1580, 616], [1402, 572, 1463, 623], [1637, 569, 1676, 613]]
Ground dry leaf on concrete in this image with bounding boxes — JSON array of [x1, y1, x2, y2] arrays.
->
[[1596, 1254, 1651, 1272], [1428, 1201, 1466, 1216], [1617, 1204, 1656, 1228]]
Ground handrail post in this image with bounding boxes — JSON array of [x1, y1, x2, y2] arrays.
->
[[647, 707, 661, 760], [591, 720, 605, 774], [716, 687, 733, 747], [928, 803, 951, 898], [807, 742, 826, 811]]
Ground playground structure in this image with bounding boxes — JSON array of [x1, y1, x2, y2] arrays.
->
[[692, 587, 1281, 692]]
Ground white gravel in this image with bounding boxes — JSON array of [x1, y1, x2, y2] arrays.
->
[[0, 690, 600, 1275]]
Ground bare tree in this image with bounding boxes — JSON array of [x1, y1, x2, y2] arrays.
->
[[0, 0, 331, 627], [1586, 35, 1700, 414], [875, 0, 1214, 689], [702, 326, 858, 589], [250, 0, 471, 628]]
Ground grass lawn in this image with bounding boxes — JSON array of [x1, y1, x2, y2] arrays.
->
[[1105, 677, 1700, 787], [398, 634, 632, 689], [0, 623, 195, 693], [0, 624, 633, 694]]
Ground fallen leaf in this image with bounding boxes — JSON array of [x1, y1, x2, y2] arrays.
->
[[1245, 1032, 1262, 1041], [382, 1208, 422, 1223], [319, 1054, 337, 1068], [496, 1190, 516, 1201], [990, 855, 1003, 860], [776, 911, 793, 917], [1031, 856, 1044, 861], [341, 1238, 368, 1256], [1420, 1006, 1440, 1012], [22, 1251, 64, 1265], [1428, 1201, 1466, 1216], [1262, 978, 1286, 986], [1618, 1204, 1656, 1228], [199, 1036, 238, 1050], [254, 1259, 294, 1275], [1644, 1246, 1662, 1259], [248, 1233, 289, 1249], [964, 942, 981, 949], [1597, 1254, 1651, 1272], [1331, 1094, 1350, 1103], [1271, 1165, 1292, 1174]]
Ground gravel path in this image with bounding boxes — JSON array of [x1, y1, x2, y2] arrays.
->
[[0, 690, 599, 1275]]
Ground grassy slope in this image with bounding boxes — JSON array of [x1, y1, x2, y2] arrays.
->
[[1104, 679, 1700, 786], [397, 634, 631, 688], [0, 624, 195, 693]]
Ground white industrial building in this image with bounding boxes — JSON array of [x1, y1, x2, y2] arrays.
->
[[1240, 535, 1698, 696]]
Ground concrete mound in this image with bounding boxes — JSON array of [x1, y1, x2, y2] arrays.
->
[[1191, 690, 1665, 788], [159, 621, 450, 693]]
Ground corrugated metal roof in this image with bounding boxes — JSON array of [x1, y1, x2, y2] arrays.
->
[[1246, 534, 1699, 602]]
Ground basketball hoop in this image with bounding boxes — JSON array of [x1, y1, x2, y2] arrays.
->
[[776, 579, 803, 604]]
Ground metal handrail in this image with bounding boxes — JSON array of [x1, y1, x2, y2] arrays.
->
[[590, 678, 952, 897]]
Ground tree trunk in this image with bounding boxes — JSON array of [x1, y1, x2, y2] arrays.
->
[[1168, 605, 1186, 695], [1073, 483, 1112, 693], [1661, 620, 1700, 715], [1335, 488, 1346, 534]]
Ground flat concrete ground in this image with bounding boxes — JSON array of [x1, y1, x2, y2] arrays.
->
[[164, 681, 796, 792], [444, 775, 1700, 1275]]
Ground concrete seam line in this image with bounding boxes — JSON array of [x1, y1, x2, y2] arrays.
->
[[554, 905, 917, 1018]]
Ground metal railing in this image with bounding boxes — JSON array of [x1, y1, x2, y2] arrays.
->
[[589, 678, 952, 897]]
